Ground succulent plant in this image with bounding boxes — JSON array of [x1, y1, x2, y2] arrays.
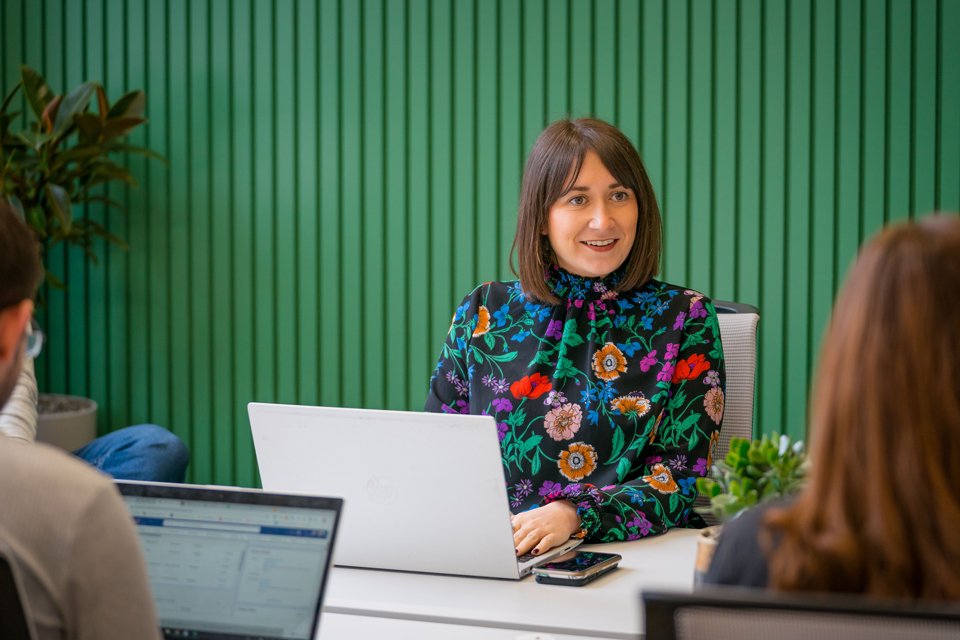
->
[[696, 434, 808, 522]]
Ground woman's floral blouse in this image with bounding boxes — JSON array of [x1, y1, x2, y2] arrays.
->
[[425, 266, 725, 543]]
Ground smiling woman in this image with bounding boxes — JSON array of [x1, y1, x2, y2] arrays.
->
[[424, 118, 726, 560]]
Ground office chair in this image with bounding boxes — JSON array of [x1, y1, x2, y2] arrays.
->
[[0, 551, 37, 640], [642, 588, 960, 640], [695, 301, 759, 524]]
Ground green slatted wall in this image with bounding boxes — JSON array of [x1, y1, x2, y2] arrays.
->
[[4, 0, 958, 486]]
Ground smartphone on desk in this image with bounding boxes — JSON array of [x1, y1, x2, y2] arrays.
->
[[532, 550, 622, 587]]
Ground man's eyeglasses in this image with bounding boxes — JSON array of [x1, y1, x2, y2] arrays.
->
[[26, 318, 44, 359]]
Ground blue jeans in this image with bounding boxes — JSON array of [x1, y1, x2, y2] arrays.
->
[[72, 424, 190, 483]]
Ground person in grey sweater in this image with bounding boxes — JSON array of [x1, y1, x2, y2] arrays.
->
[[0, 202, 161, 639]]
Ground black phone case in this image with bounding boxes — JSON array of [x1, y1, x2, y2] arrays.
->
[[533, 563, 618, 587]]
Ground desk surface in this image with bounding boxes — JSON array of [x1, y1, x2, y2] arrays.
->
[[319, 527, 700, 639]]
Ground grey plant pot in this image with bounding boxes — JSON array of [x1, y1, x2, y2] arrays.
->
[[36, 393, 98, 452]]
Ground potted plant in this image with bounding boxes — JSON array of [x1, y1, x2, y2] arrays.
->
[[693, 434, 808, 584], [1, 65, 160, 449]]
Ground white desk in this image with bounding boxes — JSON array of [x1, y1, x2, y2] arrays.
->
[[318, 528, 700, 639]]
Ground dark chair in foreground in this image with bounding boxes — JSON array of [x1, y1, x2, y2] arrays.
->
[[642, 588, 960, 640], [0, 551, 36, 640]]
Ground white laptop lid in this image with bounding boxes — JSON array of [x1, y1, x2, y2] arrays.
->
[[248, 403, 579, 580], [117, 481, 341, 640]]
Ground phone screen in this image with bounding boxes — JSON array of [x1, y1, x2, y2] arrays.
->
[[535, 551, 619, 572]]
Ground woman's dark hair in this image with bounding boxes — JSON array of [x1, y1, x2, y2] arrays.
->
[[510, 118, 662, 304], [764, 213, 960, 599], [0, 201, 43, 310]]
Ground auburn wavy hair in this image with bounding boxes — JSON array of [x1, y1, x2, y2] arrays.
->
[[764, 213, 960, 599], [509, 118, 661, 305]]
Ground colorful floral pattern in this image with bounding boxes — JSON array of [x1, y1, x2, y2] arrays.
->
[[425, 266, 725, 542]]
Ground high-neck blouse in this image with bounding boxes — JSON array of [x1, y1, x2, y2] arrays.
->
[[425, 267, 725, 542]]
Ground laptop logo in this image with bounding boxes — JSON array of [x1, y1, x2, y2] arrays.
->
[[365, 476, 397, 505]]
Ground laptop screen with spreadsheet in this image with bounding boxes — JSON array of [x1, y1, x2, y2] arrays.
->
[[117, 481, 341, 640]]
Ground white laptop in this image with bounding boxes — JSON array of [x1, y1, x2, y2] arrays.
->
[[248, 403, 582, 580], [117, 480, 342, 640]]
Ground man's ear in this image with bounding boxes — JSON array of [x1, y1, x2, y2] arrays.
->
[[0, 300, 32, 363]]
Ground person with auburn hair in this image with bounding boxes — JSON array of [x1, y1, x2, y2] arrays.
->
[[425, 118, 726, 556], [706, 213, 960, 599]]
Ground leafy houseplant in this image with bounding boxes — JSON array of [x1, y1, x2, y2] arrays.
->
[[0, 65, 160, 448], [697, 434, 808, 522], [692, 434, 808, 584], [0, 64, 160, 287]]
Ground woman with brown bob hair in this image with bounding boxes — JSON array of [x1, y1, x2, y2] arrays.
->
[[426, 118, 725, 557], [706, 213, 960, 599]]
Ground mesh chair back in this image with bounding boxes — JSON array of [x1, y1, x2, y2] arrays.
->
[[697, 301, 759, 525]]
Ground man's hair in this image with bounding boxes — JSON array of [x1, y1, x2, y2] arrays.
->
[[510, 118, 662, 304], [763, 213, 960, 599], [0, 201, 43, 310]]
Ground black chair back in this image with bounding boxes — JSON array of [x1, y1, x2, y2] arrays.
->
[[0, 552, 36, 640]]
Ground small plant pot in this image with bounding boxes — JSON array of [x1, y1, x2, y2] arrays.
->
[[693, 525, 722, 586], [36, 393, 98, 452]]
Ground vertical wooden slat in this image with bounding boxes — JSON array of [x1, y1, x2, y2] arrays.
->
[[593, 0, 617, 123], [809, 0, 837, 375], [451, 0, 475, 300], [210, 0, 234, 484], [499, 0, 522, 279], [340, 0, 363, 409], [318, 0, 342, 408], [783, 0, 812, 438], [737, 0, 762, 309], [911, 0, 937, 216], [105, 0, 129, 436], [475, 0, 499, 284], [407, 0, 431, 409], [640, 0, 665, 208], [188, 0, 212, 480], [862, 1, 888, 237], [427, 0, 454, 396], [617, 0, 640, 149], [274, 0, 297, 406], [940, 0, 960, 209], [384, 0, 408, 408], [835, 0, 862, 290], [545, 0, 569, 121], [145, 0, 170, 430], [688, 0, 713, 296], [361, 0, 385, 407], [886, 0, 912, 221], [663, 0, 690, 284], [230, 0, 256, 487], [85, 0, 108, 433], [167, 0, 192, 464], [759, 0, 787, 440], [712, 0, 737, 303]]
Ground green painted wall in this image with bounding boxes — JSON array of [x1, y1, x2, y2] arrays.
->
[[4, 0, 958, 486]]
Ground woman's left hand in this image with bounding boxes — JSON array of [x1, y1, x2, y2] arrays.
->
[[512, 500, 581, 556]]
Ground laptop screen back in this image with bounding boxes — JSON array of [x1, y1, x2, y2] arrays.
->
[[117, 482, 341, 640]]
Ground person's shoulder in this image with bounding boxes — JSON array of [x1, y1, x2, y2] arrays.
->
[[0, 439, 115, 495], [644, 279, 715, 305], [455, 280, 528, 307]]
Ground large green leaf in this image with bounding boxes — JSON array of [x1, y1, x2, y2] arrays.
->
[[605, 427, 625, 464], [44, 184, 73, 233], [53, 81, 97, 137], [107, 90, 146, 120], [101, 116, 146, 140], [20, 66, 54, 119]]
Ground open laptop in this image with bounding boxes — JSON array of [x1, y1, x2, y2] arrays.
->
[[248, 403, 581, 580], [116, 481, 342, 640]]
